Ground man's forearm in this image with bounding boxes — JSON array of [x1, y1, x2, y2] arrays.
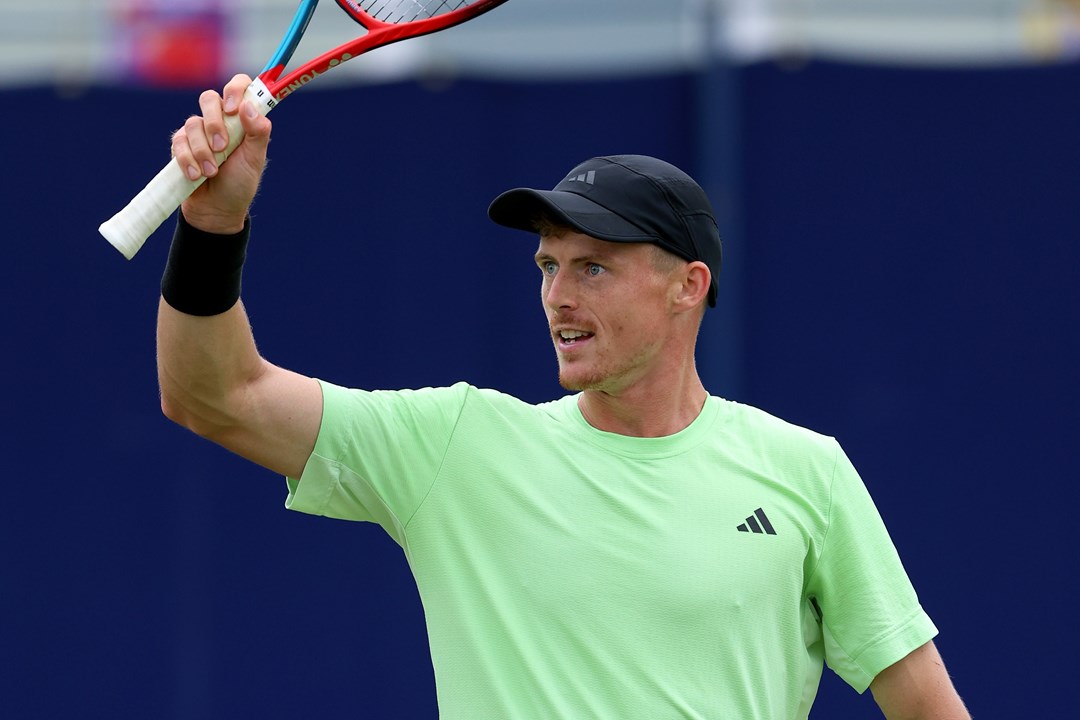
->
[[871, 642, 970, 720], [157, 295, 266, 439]]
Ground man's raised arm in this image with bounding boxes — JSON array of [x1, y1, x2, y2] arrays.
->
[[157, 74, 321, 479]]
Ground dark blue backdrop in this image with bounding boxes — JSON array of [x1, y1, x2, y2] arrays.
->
[[2, 61, 1076, 718]]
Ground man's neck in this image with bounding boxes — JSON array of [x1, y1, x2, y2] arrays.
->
[[577, 374, 708, 438]]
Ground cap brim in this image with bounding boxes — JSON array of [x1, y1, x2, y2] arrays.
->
[[488, 188, 658, 244]]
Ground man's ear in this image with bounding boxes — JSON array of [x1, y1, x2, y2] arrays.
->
[[672, 261, 711, 314]]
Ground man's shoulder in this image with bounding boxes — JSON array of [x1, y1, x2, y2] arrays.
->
[[320, 379, 570, 425], [713, 396, 839, 455], [463, 384, 574, 421]]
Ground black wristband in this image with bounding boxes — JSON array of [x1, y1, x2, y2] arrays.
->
[[161, 212, 250, 316]]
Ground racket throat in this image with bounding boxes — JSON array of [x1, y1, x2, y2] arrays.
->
[[246, 77, 280, 115]]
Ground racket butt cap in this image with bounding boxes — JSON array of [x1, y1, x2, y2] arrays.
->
[[99, 218, 144, 261]]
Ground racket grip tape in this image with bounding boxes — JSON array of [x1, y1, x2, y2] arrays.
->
[[99, 79, 275, 260]]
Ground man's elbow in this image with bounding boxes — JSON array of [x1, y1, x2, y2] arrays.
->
[[159, 389, 231, 442], [160, 392, 192, 429]]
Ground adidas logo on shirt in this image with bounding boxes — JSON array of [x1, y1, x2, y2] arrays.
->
[[736, 508, 776, 535]]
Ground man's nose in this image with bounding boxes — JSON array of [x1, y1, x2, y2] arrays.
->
[[543, 272, 577, 314]]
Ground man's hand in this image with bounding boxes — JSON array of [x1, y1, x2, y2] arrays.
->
[[172, 74, 272, 234]]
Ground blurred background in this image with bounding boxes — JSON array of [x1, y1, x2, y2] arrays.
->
[[2, 1, 1077, 717]]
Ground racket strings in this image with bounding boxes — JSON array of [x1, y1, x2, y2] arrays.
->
[[360, 0, 478, 24]]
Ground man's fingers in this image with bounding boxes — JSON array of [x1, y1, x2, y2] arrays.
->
[[197, 89, 228, 154], [171, 126, 201, 182], [222, 74, 253, 108], [182, 113, 218, 179], [239, 100, 272, 141]]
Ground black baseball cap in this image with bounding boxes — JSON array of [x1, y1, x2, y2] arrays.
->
[[487, 155, 722, 306]]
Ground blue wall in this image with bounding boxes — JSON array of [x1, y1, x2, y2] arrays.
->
[[2, 62, 1076, 718]]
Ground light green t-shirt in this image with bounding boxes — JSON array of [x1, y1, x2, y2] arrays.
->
[[286, 381, 937, 719]]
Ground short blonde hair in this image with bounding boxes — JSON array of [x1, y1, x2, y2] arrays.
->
[[530, 211, 572, 238]]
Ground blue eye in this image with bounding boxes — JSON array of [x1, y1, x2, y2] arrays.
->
[[542, 261, 558, 275], [587, 264, 605, 276]]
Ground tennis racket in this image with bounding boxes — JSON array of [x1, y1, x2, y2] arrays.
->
[[100, 0, 510, 260]]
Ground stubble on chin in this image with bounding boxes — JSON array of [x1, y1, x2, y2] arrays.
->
[[557, 358, 607, 393], [558, 371, 583, 392], [555, 354, 585, 391]]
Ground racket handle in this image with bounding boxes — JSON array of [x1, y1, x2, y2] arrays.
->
[[100, 79, 276, 260]]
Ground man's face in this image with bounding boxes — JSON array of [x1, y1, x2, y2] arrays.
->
[[534, 231, 679, 394]]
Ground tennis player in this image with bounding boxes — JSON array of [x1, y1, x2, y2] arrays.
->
[[159, 74, 971, 719]]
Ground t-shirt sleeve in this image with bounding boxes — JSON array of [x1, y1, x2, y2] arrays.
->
[[805, 441, 939, 693], [284, 379, 469, 545]]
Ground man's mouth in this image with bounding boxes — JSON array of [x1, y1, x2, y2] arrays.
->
[[557, 329, 594, 346]]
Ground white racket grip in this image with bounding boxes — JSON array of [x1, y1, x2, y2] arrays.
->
[[99, 79, 276, 260]]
